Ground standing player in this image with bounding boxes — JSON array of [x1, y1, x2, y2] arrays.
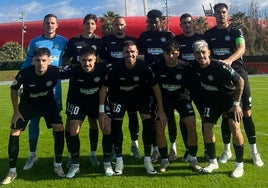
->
[[98, 40, 167, 176], [174, 13, 205, 162], [205, 3, 264, 167], [64, 46, 109, 178], [151, 39, 202, 172], [101, 16, 141, 159], [192, 40, 245, 178], [138, 9, 174, 163], [21, 14, 67, 170], [1, 48, 66, 185], [63, 13, 103, 167]]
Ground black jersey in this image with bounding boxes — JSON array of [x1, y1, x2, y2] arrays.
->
[[205, 24, 245, 70], [104, 59, 157, 98], [64, 34, 103, 65], [174, 33, 205, 62], [150, 59, 191, 99], [101, 34, 137, 63], [138, 30, 174, 65], [11, 65, 62, 104], [191, 59, 241, 101], [65, 62, 108, 101]]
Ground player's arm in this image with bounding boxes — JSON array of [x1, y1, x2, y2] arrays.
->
[[98, 85, 109, 129], [10, 88, 24, 127], [229, 70, 244, 122], [223, 37, 245, 66]]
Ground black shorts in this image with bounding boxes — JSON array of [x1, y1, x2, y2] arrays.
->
[[66, 99, 98, 121], [12, 100, 62, 130], [202, 97, 233, 124], [164, 98, 195, 121], [109, 94, 154, 119]]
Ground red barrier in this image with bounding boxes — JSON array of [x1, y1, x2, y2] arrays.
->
[[245, 62, 268, 74]]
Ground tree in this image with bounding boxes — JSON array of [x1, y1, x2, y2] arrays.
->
[[100, 11, 119, 36], [0, 42, 25, 61], [193, 17, 208, 34]]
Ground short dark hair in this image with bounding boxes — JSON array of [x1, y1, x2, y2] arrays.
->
[[79, 46, 97, 57], [162, 39, 180, 52], [43, 14, 58, 22], [123, 40, 137, 48], [147, 9, 162, 19], [33, 47, 51, 57], [180, 13, 192, 21], [83, 14, 97, 25], [113, 16, 125, 23], [213, 3, 228, 12]]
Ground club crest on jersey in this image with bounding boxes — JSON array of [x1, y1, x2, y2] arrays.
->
[[161, 37, 167, 42], [133, 76, 140, 82], [91, 45, 97, 50], [94, 76, 100, 83], [207, 75, 214, 81], [46, 81, 53, 87], [225, 35, 231, 42], [54, 44, 59, 49], [176, 74, 182, 80]]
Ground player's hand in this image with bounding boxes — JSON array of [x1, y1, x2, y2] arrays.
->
[[98, 112, 111, 135], [229, 105, 243, 122], [11, 112, 24, 129], [156, 109, 167, 127]]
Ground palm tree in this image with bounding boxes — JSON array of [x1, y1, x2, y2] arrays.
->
[[193, 17, 208, 34], [100, 11, 119, 36]]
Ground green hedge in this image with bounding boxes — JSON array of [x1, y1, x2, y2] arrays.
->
[[0, 61, 22, 70]]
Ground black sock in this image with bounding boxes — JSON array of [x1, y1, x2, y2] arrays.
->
[[243, 116, 256, 144], [233, 144, 244, 163], [54, 131, 64, 163], [8, 135, 19, 168], [221, 117, 231, 144], [128, 112, 139, 141], [142, 118, 154, 156], [102, 134, 113, 162], [69, 135, 80, 164], [158, 147, 168, 159], [65, 130, 71, 152], [89, 128, 99, 152], [111, 119, 123, 157], [188, 146, 198, 157], [205, 143, 216, 159]]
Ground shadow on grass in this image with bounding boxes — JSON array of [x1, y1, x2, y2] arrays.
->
[[0, 154, 255, 181]]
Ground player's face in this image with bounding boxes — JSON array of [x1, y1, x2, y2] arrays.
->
[[147, 17, 162, 31], [33, 55, 50, 75], [43, 17, 58, 36], [193, 47, 211, 68], [80, 54, 96, 72], [113, 18, 126, 37], [123, 45, 138, 66], [214, 7, 229, 25], [163, 49, 179, 65], [180, 17, 194, 35], [84, 19, 97, 35]]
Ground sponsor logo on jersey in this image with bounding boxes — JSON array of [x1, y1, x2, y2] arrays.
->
[[30, 91, 49, 98], [200, 82, 218, 91], [120, 84, 139, 91], [162, 84, 181, 91], [80, 87, 99, 95]]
